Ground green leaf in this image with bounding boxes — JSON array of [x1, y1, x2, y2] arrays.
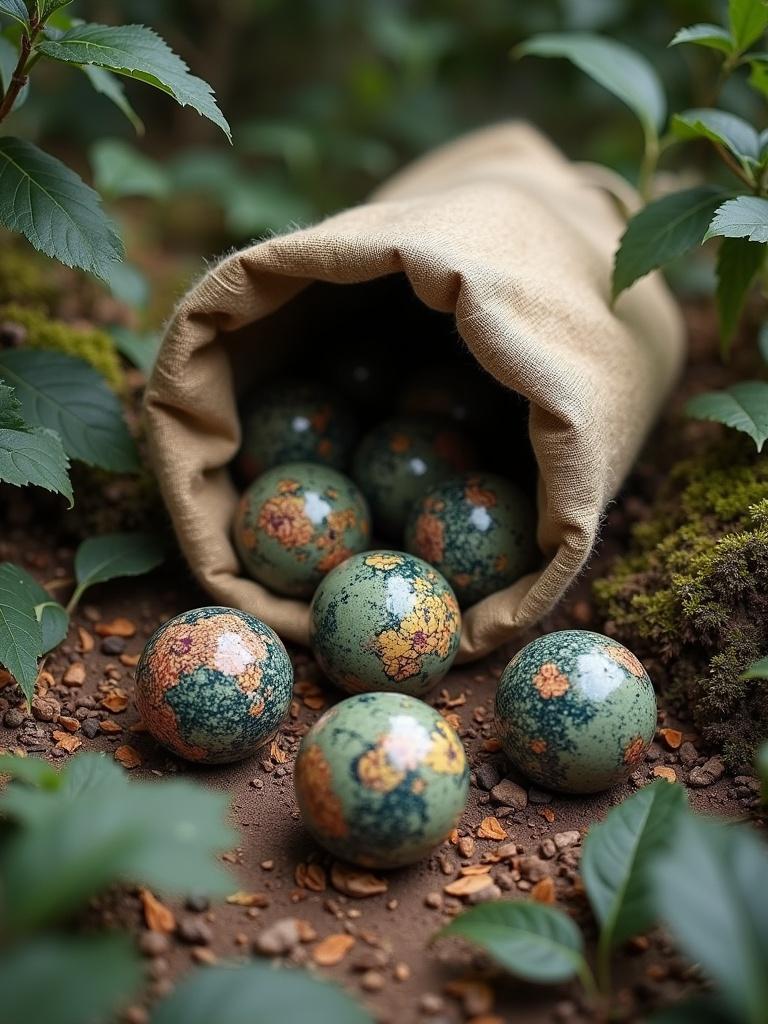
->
[[0, 424, 72, 505], [90, 138, 168, 199], [705, 195, 768, 242], [0, 752, 237, 931], [82, 65, 144, 133], [102, 260, 150, 309], [686, 381, 768, 451], [613, 187, 727, 297], [109, 325, 160, 375], [41, 0, 75, 16], [0, 1, 29, 28], [748, 58, 768, 98], [0, 561, 43, 703], [581, 782, 687, 951], [1, 560, 68, 653], [0, 379, 25, 429], [516, 33, 665, 134], [730, 0, 768, 51], [669, 24, 735, 53], [653, 813, 768, 1023], [74, 531, 165, 596], [758, 322, 768, 363], [152, 963, 373, 1024], [0, 753, 60, 788], [37, 23, 231, 140], [715, 238, 765, 354], [0, 137, 123, 281], [435, 901, 587, 984], [0, 348, 139, 472], [0, 934, 142, 1024], [672, 109, 760, 166], [741, 655, 768, 678]]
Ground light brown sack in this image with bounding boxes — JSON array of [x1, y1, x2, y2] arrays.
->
[[144, 122, 684, 662]]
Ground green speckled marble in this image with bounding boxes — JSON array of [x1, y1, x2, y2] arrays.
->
[[295, 692, 469, 868], [405, 472, 537, 606], [352, 416, 475, 538], [310, 550, 461, 697], [135, 606, 293, 764], [237, 380, 356, 482], [495, 630, 656, 794], [234, 463, 370, 598]]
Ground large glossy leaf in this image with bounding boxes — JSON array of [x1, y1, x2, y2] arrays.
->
[[37, 23, 230, 140], [74, 531, 165, 595], [581, 781, 687, 950], [0, 1, 29, 27], [686, 381, 768, 451], [91, 138, 168, 199], [109, 326, 160, 375], [0, 752, 237, 931], [436, 901, 587, 984], [729, 0, 768, 51], [0, 753, 60, 788], [0, 561, 43, 703], [516, 33, 665, 134], [705, 195, 768, 242], [613, 187, 727, 297], [3, 561, 68, 653], [672, 109, 760, 166], [669, 24, 734, 53], [152, 964, 373, 1024], [0, 137, 123, 281], [653, 813, 768, 1023], [0, 349, 139, 472], [0, 379, 25, 429], [0, 425, 72, 506], [715, 238, 765, 353], [82, 65, 144, 133], [1, 934, 142, 1024]]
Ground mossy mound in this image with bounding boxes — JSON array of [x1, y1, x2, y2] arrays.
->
[[0, 303, 124, 392], [594, 437, 768, 769], [0, 248, 56, 306]]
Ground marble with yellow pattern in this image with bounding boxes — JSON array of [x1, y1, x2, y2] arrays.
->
[[310, 550, 461, 697], [294, 692, 469, 867]]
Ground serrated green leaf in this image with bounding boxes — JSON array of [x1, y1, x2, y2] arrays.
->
[[716, 238, 765, 355], [613, 187, 727, 297], [672, 109, 760, 167], [41, 0, 75, 16], [435, 901, 587, 984], [151, 963, 373, 1024], [582, 782, 687, 952], [0, 424, 72, 504], [653, 813, 768, 1023], [741, 655, 768, 679], [1, 934, 142, 1024], [90, 138, 168, 199], [0, 137, 123, 281], [730, 0, 768, 51], [0, 0, 28, 27], [37, 23, 231, 140], [0, 561, 43, 703], [74, 531, 165, 594], [686, 380, 768, 451], [669, 24, 735, 53], [109, 325, 160, 375], [0, 752, 60, 788], [82, 65, 144, 133], [0, 560, 68, 653], [0, 348, 139, 472], [0, 752, 237, 931], [0, 380, 26, 429], [516, 33, 665, 134], [705, 195, 768, 242]]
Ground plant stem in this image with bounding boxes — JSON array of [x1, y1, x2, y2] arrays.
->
[[0, 14, 42, 126], [65, 584, 85, 616], [638, 127, 660, 203], [713, 142, 756, 190], [595, 931, 612, 1000]]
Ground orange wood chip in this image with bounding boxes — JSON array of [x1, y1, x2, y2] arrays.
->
[[476, 816, 508, 841], [330, 862, 388, 898], [295, 862, 326, 892], [481, 738, 502, 753], [295, 918, 317, 942], [303, 693, 326, 710], [531, 877, 556, 904], [444, 979, 494, 1014], [226, 891, 268, 907], [95, 617, 136, 638], [440, 711, 461, 731], [115, 744, 141, 769], [460, 864, 492, 877], [311, 933, 355, 966], [56, 716, 80, 733], [269, 739, 287, 763], [659, 728, 683, 750], [139, 887, 176, 933], [99, 719, 122, 734], [652, 766, 678, 783], [62, 662, 86, 687], [444, 874, 493, 897], [100, 690, 129, 713], [119, 653, 141, 668], [52, 730, 82, 753], [539, 807, 556, 823], [77, 627, 94, 653]]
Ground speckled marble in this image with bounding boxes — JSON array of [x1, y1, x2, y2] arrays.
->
[[135, 606, 293, 764], [294, 692, 469, 868], [405, 472, 536, 606], [237, 379, 356, 482], [310, 551, 461, 697], [352, 416, 475, 538], [234, 463, 370, 598], [495, 630, 657, 794]]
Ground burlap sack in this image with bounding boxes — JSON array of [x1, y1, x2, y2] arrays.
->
[[144, 122, 684, 663]]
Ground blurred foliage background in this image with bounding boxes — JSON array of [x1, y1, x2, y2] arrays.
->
[[9, 0, 760, 308]]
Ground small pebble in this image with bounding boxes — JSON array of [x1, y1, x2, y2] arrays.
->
[[101, 636, 127, 655], [3, 707, 25, 728], [138, 931, 170, 957], [254, 917, 300, 956], [177, 916, 213, 946], [360, 970, 385, 993]]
